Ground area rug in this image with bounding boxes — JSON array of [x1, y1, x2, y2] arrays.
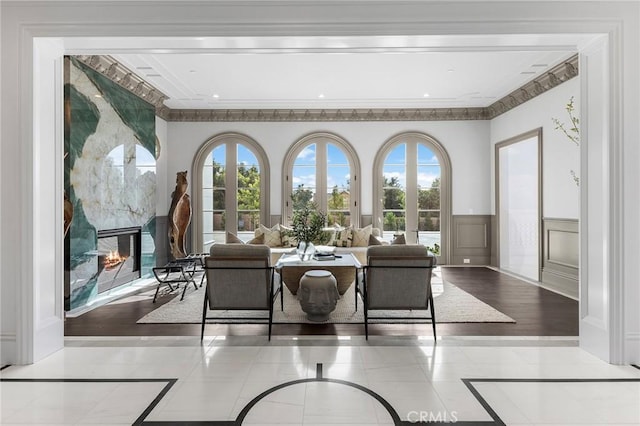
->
[[136, 270, 515, 324]]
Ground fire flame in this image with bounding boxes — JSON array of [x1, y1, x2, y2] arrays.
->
[[104, 250, 127, 269]]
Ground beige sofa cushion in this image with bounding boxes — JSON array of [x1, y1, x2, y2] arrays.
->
[[226, 231, 244, 244], [351, 224, 372, 247], [334, 226, 352, 247], [255, 224, 281, 247], [278, 224, 297, 247]]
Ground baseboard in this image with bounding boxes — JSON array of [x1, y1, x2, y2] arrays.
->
[[627, 332, 640, 365], [541, 268, 579, 299], [1, 333, 16, 365]]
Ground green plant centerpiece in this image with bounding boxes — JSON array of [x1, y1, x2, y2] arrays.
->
[[290, 200, 327, 260]]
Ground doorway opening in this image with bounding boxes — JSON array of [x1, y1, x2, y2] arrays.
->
[[496, 129, 542, 282]]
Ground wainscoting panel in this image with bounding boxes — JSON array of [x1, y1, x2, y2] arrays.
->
[[451, 215, 492, 265], [542, 218, 579, 299], [155, 216, 169, 266]]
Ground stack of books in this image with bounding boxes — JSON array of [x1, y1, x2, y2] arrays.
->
[[313, 251, 336, 261]]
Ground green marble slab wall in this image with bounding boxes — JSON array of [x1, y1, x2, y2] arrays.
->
[[65, 57, 157, 311]]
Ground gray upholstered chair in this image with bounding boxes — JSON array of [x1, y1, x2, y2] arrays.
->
[[202, 244, 281, 341], [358, 245, 437, 340]]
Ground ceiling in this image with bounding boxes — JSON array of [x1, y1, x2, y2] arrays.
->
[[65, 34, 596, 110]]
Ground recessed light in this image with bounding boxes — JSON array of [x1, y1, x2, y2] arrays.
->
[[447, 69, 455, 73], [423, 93, 430, 97], [318, 94, 325, 98], [212, 94, 219, 98]]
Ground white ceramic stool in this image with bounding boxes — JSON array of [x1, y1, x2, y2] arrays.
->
[[298, 270, 340, 321]]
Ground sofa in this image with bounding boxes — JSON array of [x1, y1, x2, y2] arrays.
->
[[225, 223, 391, 295]]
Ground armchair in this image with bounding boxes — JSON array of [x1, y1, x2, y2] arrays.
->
[[358, 245, 437, 340], [202, 244, 281, 341]]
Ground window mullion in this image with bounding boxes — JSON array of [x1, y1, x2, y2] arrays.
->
[[226, 141, 237, 235], [406, 141, 418, 244], [318, 140, 328, 214]]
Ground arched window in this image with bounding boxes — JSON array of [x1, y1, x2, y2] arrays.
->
[[283, 133, 360, 227], [193, 133, 269, 251], [373, 132, 451, 261]]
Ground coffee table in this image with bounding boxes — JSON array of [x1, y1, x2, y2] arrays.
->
[[274, 252, 363, 296]]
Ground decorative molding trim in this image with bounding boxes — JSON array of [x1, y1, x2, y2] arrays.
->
[[451, 215, 492, 265], [74, 55, 171, 120], [485, 54, 579, 119], [76, 53, 578, 123], [167, 106, 490, 122], [542, 217, 579, 299]]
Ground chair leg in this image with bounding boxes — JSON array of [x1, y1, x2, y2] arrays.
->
[[354, 269, 358, 312], [152, 284, 161, 303], [280, 275, 284, 311], [354, 282, 358, 312], [201, 289, 209, 342], [180, 279, 198, 301], [180, 283, 188, 301], [363, 287, 368, 340], [268, 305, 273, 341], [429, 292, 436, 341], [364, 308, 369, 340]]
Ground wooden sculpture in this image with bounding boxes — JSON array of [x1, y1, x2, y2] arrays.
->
[[168, 171, 192, 259], [64, 191, 74, 237]]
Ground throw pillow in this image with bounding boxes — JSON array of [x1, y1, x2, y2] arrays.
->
[[368, 234, 383, 245], [246, 233, 265, 245], [226, 231, 244, 244], [334, 226, 353, 247], [391, 234, 406, 245], [279, 224, 298, 247], [314, 227, 337, 245], [351, 224, 372, 247], [255, 224, 282, 247]]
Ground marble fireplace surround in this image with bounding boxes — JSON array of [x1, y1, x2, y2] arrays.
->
[[65, 57, 158, 312]]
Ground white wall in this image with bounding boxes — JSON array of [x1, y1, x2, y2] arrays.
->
[[491, 78, 580, 219], [167, 120, 492, 218]]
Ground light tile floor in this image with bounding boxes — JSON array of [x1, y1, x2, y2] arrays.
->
[[1, 336, 639, 425]]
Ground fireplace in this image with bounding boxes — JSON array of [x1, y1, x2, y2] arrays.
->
[[96, 227, 142, 293]]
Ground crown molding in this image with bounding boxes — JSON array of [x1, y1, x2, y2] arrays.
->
[[166, 107, 490, 122], [485, 53, 579, 119], [75, 53, 577, 123], [74, 55, 172, 120]]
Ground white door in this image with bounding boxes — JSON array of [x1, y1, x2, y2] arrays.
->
[[497, 132, 541, 282]]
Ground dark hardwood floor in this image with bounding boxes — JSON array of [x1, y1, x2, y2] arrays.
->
[[64, 267, 578, 338]]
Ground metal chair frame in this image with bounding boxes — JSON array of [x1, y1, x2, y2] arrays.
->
[[356, 256, 437, 340], [152, 260, 199, 303], [201, 261, 281, 341]]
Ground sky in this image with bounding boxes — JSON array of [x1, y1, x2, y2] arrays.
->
[[203, 142, 442, 191], [107, 144, 156, 170]]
